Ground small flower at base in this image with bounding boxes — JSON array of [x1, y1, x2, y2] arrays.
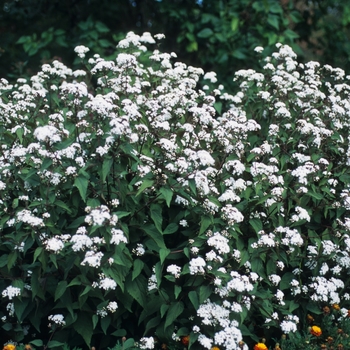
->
[[333, 303, 340, 311], [323, 306, 330, 315], [310, 325, 322, 337], [3, 344, 16, 350], [181, 336, 189, 346], [254, 343, 268, 350], [24, 346, 32, 350], [326, 336, 334, 343], [307, 314, 314, 323], [211, 347, 220, 350]]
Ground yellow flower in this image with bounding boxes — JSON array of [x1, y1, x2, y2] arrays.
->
[[211, 347, 220, 350], [333, 303, 340, 311], [3, 345, 16, 350], [254, 343, 268, 350], [310, 325, 322, 337]]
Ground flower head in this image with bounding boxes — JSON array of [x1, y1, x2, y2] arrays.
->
[[310, 325, 322, 336], [3, 343, 16, 350], [254, 343, 268, 350], [181, 336, 190, 346]]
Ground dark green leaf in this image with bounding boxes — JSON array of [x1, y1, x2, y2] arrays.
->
[[164, 301, 184, 329], [197, 28, 214, 38]]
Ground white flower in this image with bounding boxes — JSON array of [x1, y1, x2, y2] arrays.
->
[[166, 264, 181, 278], [139, 337, 154, 349], [107, 301, 118, 312], [98, 277, 117, 291], [81, 251, 103, 268], [74, 45, 90, 58], [189, 257, 206, 275], [45, 237, 64, 253], [132, 243, 145, 256], [48, 314, 66, 326], [207, 232, 230, 255], [2, 286, 21, 300]]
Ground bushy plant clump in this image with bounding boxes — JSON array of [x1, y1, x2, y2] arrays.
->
[[1, 31, 350, 349]]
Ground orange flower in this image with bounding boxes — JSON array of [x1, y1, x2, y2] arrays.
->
[[307, 314, 314, 323], [254, 343, 268, 350], [333, 304, 340, 311], [310, 325, 322, 337], [181, 336, 190, 346], [211, 347, 220, 350], [3, 345, 16, 350]]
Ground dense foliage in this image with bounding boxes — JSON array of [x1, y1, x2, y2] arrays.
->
[[1, 0, 350, 88], [2, 31, 350, 350]]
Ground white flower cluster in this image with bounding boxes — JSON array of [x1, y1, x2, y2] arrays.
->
[[139, 337, 154, 349], [48, 314, 66, 326], [2, 286, 21, 300]]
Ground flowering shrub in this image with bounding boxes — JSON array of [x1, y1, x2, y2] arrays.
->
[[2, 31, 350, 349]]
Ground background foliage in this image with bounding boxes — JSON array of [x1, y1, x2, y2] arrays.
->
[[1, 0, 350, 87]]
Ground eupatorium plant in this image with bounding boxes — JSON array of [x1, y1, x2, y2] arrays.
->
[[1, 32, 350, 350]]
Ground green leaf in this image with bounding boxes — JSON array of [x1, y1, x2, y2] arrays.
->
[[95, 21, 110, 33], [231, 17, 239, 32], [161, 304, 169, 318], [7, 252, 17, 269], [2, 323, 12, 331], [47, 341, 66, 348], [267, 14, 279, 30], [132, 259, 144, 281], [249, 218, 263, 233], [101, 315, 111, 334], [159, 248, 171, 264], [115, 211, 131, 219], [280, 272, 295, 290], [136, 179, 154, 196], [160, 187, 173, 207], [145, 316, 161, 335], [143, 224, 166, 249], [199, 215, 212, 235], [111, 329, 127, 337], [102, 157, 113, 182], [125, 274, 147, 307], [123, 338, 136, 349], [74, 313, 93, 347], [174, 285, 182, 299], [55, 281, 67, 301], [199, 286, 212, 304], [0, 254, 8, 267], [74, 175, 89, 202], [164, 302, 184, 329], [54, 200, 72, 213], [92, 314, 99, 330], [306, 302, 322, 315], [197, 28, 214, 38], [307, 191, 323, 200], [163, 223, 178, 235], [14, 298, 31, 322], [30, 339, 43, 347], [188, 291, 199, 309], [150, 203, 163, 233]]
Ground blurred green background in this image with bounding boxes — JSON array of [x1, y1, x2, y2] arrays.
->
[[1, 0, 350, 87]]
